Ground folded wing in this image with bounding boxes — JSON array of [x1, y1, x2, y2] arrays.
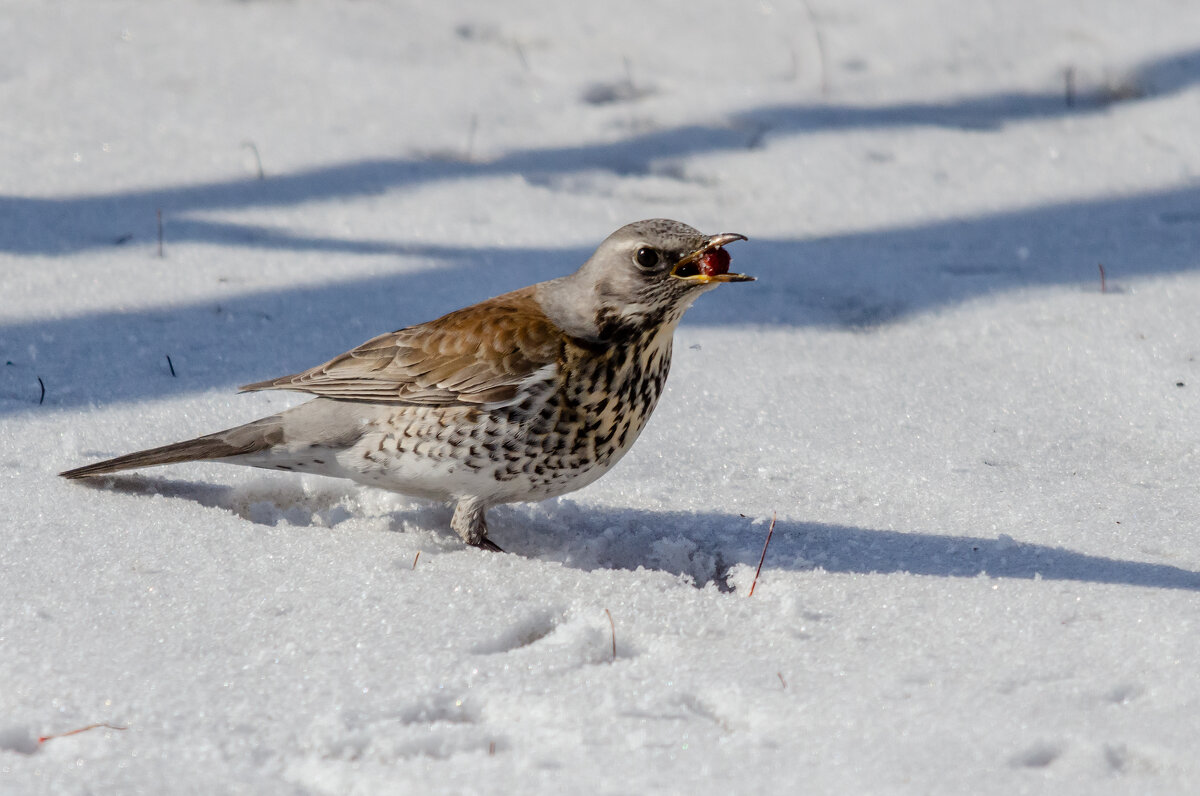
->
[[240, 287, 562, 407]]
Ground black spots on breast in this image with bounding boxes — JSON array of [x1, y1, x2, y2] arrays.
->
[[603, 360, 618, 393], [569, 430, 591, 456], [594, 423, 617, 449], [532, 400, 561, 435], [615, 419, 632, 450], [643, 348, 659, 375], [636, 368, 663, 410], [492, 454, 525, 481]]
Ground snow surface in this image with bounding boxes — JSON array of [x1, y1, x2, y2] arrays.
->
[[3, 0, 1200, 792]]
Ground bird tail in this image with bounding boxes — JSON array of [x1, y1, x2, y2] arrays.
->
[[59, 416, 283, 480]]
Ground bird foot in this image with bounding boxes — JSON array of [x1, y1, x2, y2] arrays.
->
[[471, 536, 505, 553]]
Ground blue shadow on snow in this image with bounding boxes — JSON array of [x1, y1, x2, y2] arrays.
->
[[73, 475, 1200, 593]]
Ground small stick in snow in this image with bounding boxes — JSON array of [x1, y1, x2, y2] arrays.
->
[[1064, 66, 1076, 108], [166, 354, 176, 377], [37, 377, 45, 405], [489, 741, 496, 756], [242, 141, 266, 180], [748, 511, 777, 597], [777, 672, 787, 689], [411, 551, 420, 569], [1098, 263, 1107, 293], [512, 41, 529, 72], [801, 0, 830, 97], [156, 209, 164, 258], [39, 723, 126, 745], [604, 608, 616, 662]]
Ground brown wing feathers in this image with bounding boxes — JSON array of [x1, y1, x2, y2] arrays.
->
[[239, 287, 562, 406]]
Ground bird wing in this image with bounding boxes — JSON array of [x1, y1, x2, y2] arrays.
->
[[240, 287, 563, 407]]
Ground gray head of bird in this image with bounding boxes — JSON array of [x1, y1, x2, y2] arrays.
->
[[538, 218, 752, 343]]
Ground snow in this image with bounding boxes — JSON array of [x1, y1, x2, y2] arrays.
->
[[3, 0, 1200, 792]]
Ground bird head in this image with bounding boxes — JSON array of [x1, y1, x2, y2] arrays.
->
[[540, 219, 752, 343]]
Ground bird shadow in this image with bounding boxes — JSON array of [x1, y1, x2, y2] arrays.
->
[[73, 474, 1200, 593]]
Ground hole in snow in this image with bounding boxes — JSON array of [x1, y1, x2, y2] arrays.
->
[[0, 726, 39, 755], [471, 611, 559, 655], [1010, 741, 1064, 768]]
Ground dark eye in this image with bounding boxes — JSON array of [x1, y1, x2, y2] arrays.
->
[[634, 247, 659, 269]]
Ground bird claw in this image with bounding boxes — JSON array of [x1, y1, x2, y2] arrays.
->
[[471, 537, 505, 553]]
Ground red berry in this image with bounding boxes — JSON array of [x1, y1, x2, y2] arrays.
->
[[699, 247, 731, 277]]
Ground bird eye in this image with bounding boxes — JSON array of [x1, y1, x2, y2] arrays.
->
[[634, 247, 659, 269]]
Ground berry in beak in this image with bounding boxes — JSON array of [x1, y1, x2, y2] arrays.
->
[[670, 233, 754, 283]]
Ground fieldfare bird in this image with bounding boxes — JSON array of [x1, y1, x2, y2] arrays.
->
[[61, 219, 752, 550]]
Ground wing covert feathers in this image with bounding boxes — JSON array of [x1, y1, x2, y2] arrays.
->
[[240, 287, 562, 406]]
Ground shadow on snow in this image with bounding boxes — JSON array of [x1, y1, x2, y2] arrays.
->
[[2, 182, 1199, 414], [2, 46, 1199, 413], [76, 474, 1200, 593], [2, 46, 1200, 256]]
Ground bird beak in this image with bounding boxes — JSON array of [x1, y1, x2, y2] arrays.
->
[[670, 233, 754, 283]]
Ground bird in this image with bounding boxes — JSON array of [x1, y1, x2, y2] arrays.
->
[[61, 219, 753, 551]]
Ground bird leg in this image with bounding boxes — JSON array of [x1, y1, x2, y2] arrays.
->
[[452, 497, 503, 551]]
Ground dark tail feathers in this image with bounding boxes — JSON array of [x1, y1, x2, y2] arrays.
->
[[59, 418, 282, 479]]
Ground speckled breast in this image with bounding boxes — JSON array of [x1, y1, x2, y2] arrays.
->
[[487, 324, 676, 499]]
